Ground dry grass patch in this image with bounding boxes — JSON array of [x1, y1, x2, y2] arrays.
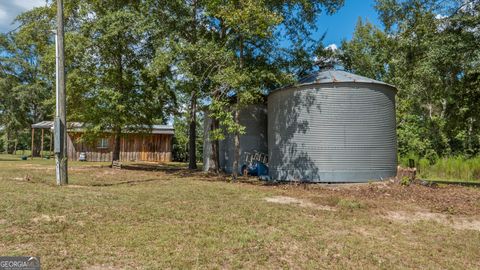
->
[[0, 155, 479, 269], [386, 210, 480, 231], [264, 196, 337, 211]]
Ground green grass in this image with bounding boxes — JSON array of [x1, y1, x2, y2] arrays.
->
[[0, 155, 479, 269], [336, 198, 365, 210], [400, 156, 480, 182]]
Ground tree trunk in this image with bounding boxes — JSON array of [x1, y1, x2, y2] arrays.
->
[[187, 0, 198, 170], [188, 91, 197, 169], [112, 127, 121, 163], [112, 30, 124, 165], [232, 35, 244, 180], [202, 114, 211, 172], [232, 107, 240, 180], [211, 118, 220, 173], [7, 131, 14, 154]]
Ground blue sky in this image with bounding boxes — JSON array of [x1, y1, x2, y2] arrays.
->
[[1, 0, 382, 45], [315, 0, 382, 48]]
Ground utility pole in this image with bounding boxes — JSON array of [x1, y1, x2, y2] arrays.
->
[[54, 0, 68, 185]]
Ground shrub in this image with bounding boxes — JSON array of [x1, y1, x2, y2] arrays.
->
[[400, 176, 412, 186]]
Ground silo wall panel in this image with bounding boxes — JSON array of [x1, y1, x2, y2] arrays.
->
[[268, 83, 397, 182], [219, 104, 268, 174]]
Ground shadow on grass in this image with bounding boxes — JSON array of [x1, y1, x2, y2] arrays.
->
[[90, 178, 167, 187], [116, 162, 266, 185], [120, 163, 185, 172], [0, 159, 23, 162]]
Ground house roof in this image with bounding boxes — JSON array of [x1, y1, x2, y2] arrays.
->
[[31, 121, 174, 135]]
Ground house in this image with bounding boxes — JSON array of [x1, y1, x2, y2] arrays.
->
[[31, 121, 174, 162]]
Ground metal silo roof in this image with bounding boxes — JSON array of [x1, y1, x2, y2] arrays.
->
[[269, 70, 397, 96], [297, 70, 396, 89]]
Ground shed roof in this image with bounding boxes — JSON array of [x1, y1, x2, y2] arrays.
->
[[31, 121, 174, 135], [31, 121, 83, 129]]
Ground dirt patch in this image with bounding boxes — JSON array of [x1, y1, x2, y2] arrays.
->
[[32, 214, 66, 223], [66, 184, 88, 188], [85, 265, 120, 270], [275, 180, 480, 215], [265, 196, 336, 211], [12, 175, 34, 182], [385, 211, 480, 231]]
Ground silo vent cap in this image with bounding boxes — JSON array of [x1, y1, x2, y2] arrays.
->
[[314, 56, 340, 71]]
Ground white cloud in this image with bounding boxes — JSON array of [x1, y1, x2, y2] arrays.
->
[[14, 0, 47, 10], [325, 43, 338, 51], [0, 7, 7, 22], [434, 14, 449, 32], [0, 0, 46, 33]]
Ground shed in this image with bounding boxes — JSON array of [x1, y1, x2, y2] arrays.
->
[[31, 121, 174, 162]]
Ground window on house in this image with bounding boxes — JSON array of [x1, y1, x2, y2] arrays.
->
[[97, 138, 109, 149]]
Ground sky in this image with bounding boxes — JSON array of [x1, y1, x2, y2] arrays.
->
[[0, 0, 46, 33], [0, 0, 382, 46], [316, 0, 382, 49]]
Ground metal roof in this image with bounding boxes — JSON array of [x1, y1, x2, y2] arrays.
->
[[297, 69, 396, 89], [150, 125, 175, 135], [31, 121, 83, 129], [270, 69, 396, 95], [31, 121, 174, 135]]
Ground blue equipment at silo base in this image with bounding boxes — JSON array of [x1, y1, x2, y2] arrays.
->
[[240, 160, 269, 176]]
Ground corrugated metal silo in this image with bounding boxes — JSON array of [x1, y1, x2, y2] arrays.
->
[[268, 70, 397, 182], [218, 103, 268, 173]]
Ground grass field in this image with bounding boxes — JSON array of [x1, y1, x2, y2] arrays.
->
[[1, 154, 479, 269]]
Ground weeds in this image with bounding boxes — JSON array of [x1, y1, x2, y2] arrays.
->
[[336, 199, 364, 210], [400, 176, 412, 186], [400, 156, 480, 182]]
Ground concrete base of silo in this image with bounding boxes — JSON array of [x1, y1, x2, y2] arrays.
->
[[269, 169, 397, 183]]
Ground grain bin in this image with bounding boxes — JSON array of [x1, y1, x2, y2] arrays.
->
[[268, 70, 397, 182], [211, 103, 268, 174]]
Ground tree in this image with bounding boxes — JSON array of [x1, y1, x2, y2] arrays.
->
[[0, 5, 55, 155], [3, 0, 345, 169], [205, 0, 345, 178], [342, 0, 480, 160], [64, 0, 175, 163]]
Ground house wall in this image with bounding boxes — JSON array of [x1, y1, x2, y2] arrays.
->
[[67, 132, 172, 162]]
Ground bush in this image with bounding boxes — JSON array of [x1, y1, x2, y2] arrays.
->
[[415, 156, 480, 182]]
